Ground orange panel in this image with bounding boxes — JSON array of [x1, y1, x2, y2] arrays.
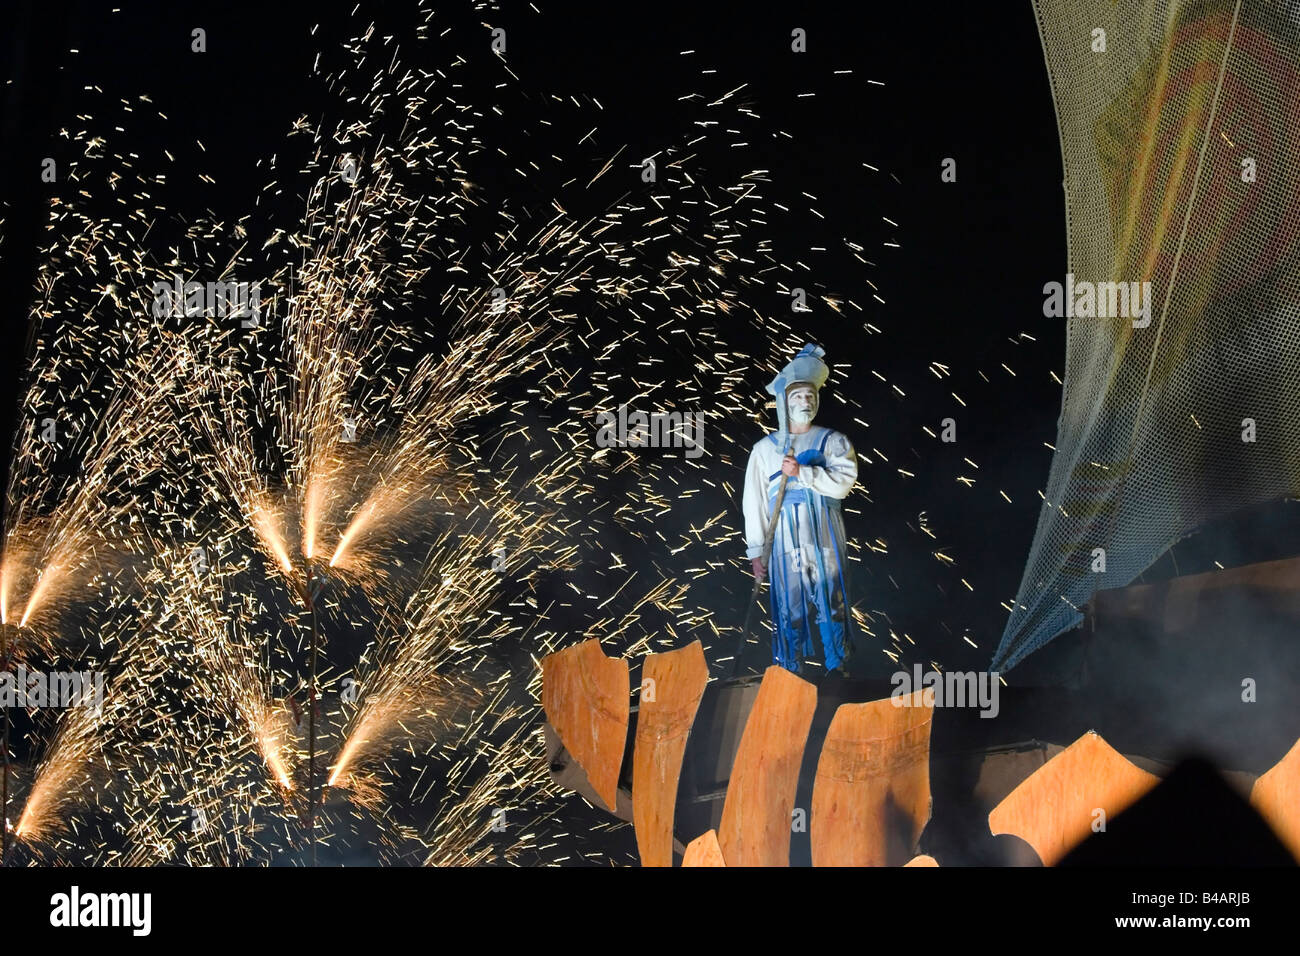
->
[[810, 690, 934, 866], [988, 731, 1158, 866], [541, 638, 629, 811], [632, 640, 710, 867], [682, 829, 726, 867], [717, 666, 817, 867], [1251, 736, 1300, 862]]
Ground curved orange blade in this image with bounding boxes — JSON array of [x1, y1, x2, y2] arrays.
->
[[541, 638, 629, 811], [682, 829, 726, 867], [717, 666, 817, 867], [810, 690, 934, 866], [988, 731, 1158, 865], [1251, 736, 1300, 862], [633, 640, 709, 867]]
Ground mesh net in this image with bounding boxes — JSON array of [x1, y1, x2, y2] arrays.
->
[[994, 0, 1300, 670]]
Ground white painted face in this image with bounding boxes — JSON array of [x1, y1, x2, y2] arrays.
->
[[788, 385, 818, 425]]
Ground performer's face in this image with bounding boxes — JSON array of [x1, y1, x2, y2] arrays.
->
[[788, 385, 817, 425]]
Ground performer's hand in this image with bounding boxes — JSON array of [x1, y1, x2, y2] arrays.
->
[[781, 455, 800, 478], [751, 557, 766, 582]]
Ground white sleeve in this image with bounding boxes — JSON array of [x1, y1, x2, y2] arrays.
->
[[742, 444, 771, 560], [801, 431, 857, 500]]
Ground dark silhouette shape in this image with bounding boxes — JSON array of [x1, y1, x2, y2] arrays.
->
[[1059, 757, 1296, 866]]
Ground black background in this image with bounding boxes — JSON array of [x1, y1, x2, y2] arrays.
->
[[0, 0, 1066, 678]]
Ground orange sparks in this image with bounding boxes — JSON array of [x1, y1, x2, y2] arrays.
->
[[19, 562, 64, 628], [250, 502, 294, 575]]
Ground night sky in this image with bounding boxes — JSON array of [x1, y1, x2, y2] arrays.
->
[[1, 1, 1068, 679]]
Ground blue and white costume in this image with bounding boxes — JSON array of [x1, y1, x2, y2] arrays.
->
[[742, 345, 858, 673]]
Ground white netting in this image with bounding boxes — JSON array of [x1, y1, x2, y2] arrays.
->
[[994, 0, 1300, 670]]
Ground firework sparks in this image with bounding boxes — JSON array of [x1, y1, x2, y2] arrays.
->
[[2, 0, 1049, 868]]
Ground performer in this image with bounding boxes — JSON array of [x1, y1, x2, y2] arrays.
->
[[742, 344, 859, 674]]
